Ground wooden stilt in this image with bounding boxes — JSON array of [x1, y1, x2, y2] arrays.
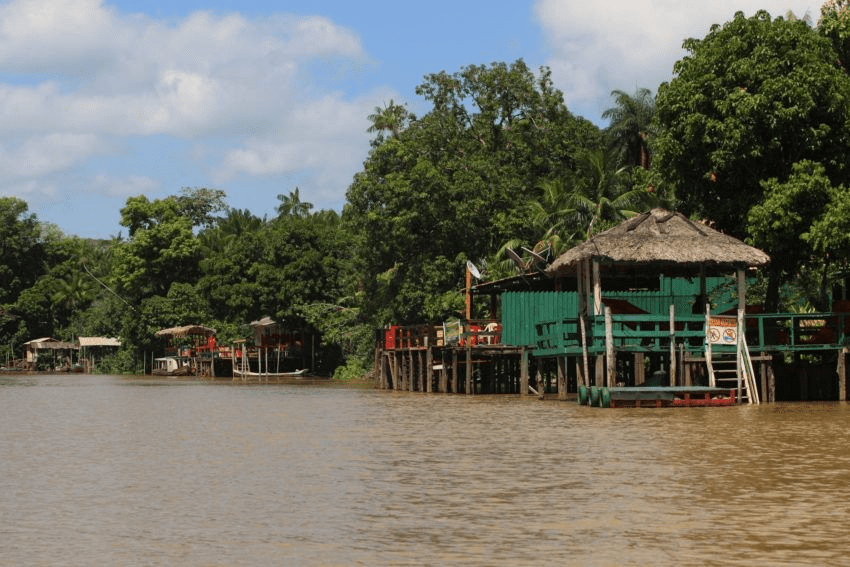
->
[[520, 347, 529, 397], [452, 350, 459, 394], [605, 306, 614, 387], [465, 346, 473, 395], [557, 356, 567, 400]]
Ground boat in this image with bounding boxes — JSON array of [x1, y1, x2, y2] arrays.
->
[[232, 367, 310, 380], [152, 357, 193, 376]]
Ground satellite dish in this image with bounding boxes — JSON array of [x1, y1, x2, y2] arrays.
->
[[466, 260, 482, 280], [506, 248, 528, 271]]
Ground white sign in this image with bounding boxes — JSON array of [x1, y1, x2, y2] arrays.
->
[[708, 316, 737, 345]]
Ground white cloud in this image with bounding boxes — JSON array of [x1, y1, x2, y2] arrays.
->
[[0, 0, 381, 213], [534, 0, 817, 122], [89, 173, 160, 198], [0, 133, 108, 178]]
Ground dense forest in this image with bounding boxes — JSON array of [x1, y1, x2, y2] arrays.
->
[[4, 6, 850, 377]]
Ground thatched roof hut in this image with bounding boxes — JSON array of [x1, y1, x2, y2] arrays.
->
[[154, 325, 216, 338], [78, 337, 122, 348], [546, 208, 770, 278]]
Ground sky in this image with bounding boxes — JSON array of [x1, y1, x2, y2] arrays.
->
[[0, 0, 818, 239]]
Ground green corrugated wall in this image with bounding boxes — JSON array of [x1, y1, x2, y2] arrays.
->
[[499, 276, 740, 347]]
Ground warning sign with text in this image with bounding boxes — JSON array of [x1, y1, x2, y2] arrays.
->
[[708, 316, 738, 345]]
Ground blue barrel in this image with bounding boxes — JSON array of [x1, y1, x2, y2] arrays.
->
[[589, 386, 600, 407], [578, 384, 588, 405]]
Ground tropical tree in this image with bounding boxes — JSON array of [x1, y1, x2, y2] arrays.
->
[[747, 161, 837, 309], [602, 88, 655, 169], [276, 188, 313, 218], [366, 99, 415, 141], [0, 197, 46, 305], [345, 59, 600, 324], [655, 10, 850, 240]]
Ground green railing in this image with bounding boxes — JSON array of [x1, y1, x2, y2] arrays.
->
[[535, 311, 850, 356]]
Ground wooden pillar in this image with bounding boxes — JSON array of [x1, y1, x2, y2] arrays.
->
[[737, 268, 746, 401], [536, 367, 544, 399], [768, 357, 776, 403], [465, 346, 473, 395], [557, 356, 567, 400], [605, 306, 614, 388], [426, 339, 433, 393], [452, 349, 459, 393], [669, 304, 677, 387], [392, 352, 400, 390], [520, 347, 529, 396], [409, 349, 415, 392], [634, 353, 645, 385], [838, 347, 847, 401]]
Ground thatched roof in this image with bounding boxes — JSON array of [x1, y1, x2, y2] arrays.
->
[[249, 316, 276, 328], [23, 337, 78, 350], [546, 208, 770, 277], [78, 337, 121, 347], [154, 325, 216, 338]]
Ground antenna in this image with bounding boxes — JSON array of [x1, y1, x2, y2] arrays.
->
[[466, 260, 481, 280], [522, 246, 548, 266], [506, 248, 528, 272]]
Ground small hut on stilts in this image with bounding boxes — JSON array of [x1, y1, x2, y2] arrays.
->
[[543, 208, 771, 405]]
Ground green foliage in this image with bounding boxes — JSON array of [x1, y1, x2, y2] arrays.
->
[[819, 0, 850, 69], [0, 197, 46, 305], [345, 59, 601, 325], [655, 10, 850, 239], [114, 196, 202, 300], [748, 161, 836, 308], [602, 88, 656, 169]]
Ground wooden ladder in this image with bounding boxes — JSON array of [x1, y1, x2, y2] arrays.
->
[[705, 336, 760, 404]]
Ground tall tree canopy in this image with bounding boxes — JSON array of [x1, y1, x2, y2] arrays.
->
[[344, 59, 600, 324], [655, 10, 850, 240]]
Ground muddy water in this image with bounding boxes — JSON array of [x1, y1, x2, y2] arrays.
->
[[2, 374, 849, 566]]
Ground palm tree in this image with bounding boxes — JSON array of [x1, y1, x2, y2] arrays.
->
[[602, 88, 655, 170], [562, 148, 655, 239], [366, 100, 414, 139], [276, 188, 313, 218]]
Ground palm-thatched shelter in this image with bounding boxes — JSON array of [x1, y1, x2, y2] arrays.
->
[[155, 325, 216, 355], [543, 208, 771, 398], [547, 208, 770, 278]]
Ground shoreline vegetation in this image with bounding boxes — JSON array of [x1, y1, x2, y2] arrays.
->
[[6, 9, 850, 379]]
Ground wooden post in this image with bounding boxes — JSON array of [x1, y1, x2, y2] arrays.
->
[[452, 349, 459, 393], [838, 347, 847, 401], [605, 306, 614, 387], [408, 349, 415, 392], [737, 268, 746, 403], [426, 338, 433, 393], [557, 356, 567, 401], [520, 347, 529, 397], [669, 304, 677, 387], [577, 260, 589, 388], [760, 353, 768, 403], [634, 353, 645, 385], [536, 367, 544, 399], [465, 346, 473, 395], [768, 357, 776, 403], [391, 352, 399, 390], [705, 306, 714, 387]]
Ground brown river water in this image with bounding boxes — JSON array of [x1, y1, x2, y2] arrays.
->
[[2, 374, 850, 566]]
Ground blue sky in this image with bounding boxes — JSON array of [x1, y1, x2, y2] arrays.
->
[[0, 0, 816, 239]]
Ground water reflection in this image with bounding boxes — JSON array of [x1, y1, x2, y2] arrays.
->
[[1, 375, 849, 565]]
